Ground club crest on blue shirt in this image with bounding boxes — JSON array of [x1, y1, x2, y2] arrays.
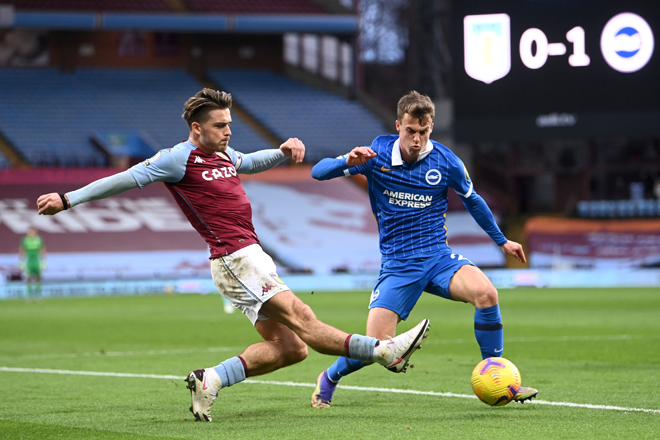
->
[[425, 169, 442, 185]]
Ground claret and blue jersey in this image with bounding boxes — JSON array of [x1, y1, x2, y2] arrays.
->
[[129, 141, 259, 258], [65, 138, 288, 260], [312, 135, 507, 260]]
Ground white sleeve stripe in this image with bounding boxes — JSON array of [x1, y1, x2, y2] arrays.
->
[[343, 169, 351, 177], [455, 182, 473, 198]]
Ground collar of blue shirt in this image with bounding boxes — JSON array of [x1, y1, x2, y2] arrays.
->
[[391, 138, 434, 167]]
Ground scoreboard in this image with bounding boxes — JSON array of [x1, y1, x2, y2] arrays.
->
[[452, 0, 660, 142]]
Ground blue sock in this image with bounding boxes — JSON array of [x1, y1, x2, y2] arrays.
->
[[213, 356, 246, 388], [474, 304, 503, 359], [327, 357, 367, 382]]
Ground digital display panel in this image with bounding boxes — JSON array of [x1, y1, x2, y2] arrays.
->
[[452, 0, 660, 142]]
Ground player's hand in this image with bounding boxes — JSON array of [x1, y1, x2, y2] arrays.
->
[[346, 147, 377, 167], [37, 193, 67, 216], [280, 138, 305, 163], [500, 240, 526, 264]]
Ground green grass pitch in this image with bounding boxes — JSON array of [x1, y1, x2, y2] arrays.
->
[[1, 287, 659, 439]]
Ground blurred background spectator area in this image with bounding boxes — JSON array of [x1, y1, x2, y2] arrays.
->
[[0, 0, 659, 281]]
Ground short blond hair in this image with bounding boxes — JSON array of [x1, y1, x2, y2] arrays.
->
[[182, 88, 233, 129], [397, 91, 435, 124]]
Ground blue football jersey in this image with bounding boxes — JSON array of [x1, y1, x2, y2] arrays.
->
[[348, 135, 476, 259]]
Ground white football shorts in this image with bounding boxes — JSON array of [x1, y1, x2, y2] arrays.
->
[[210, 243, 290, 325]]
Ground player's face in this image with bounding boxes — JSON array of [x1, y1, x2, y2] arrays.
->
[[193, 108, 232, 154], [396, 113, 433, 163]]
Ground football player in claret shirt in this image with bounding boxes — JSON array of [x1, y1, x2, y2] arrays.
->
[[36, 88, 431, 422], [309, 91, 538, 408]]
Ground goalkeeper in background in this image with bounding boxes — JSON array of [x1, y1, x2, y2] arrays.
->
[[19, 226, 46, 299]]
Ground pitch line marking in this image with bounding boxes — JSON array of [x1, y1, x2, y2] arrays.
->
[[1, 367, 658, 415]]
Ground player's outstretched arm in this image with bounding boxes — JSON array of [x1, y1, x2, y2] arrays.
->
[[279, 137, 305, 164], [235, 138, 305, 175], [462, 192, 526, 263], [461, 191, 507, 244], [311, 147, 377, 181], [499, 240, 526, 264], [37, 193, 71, 215], [346, 146, 376, 167], [37, 170, 139, 216]]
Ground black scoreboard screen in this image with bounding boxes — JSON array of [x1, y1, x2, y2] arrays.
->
[[452, 0, 660, 142]]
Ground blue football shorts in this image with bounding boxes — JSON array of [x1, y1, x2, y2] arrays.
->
[[369, 252, 475, 320]]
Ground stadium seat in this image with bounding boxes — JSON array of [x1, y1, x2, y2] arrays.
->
[[0, 150, 10, 168], [0, 68, 273, 166], [207, 69, 387, 163], [576, 199, 660, 218]]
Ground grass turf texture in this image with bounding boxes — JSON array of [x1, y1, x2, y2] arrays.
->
[[0, 288, 659, 439]]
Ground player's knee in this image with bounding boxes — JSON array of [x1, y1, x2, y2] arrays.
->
[[482, 285, 499, 307], [475, 286, 498, 308], [283, 338, 308, 365], [291, 342, 309, 364]]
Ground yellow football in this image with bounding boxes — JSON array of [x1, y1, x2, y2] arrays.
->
[[471, 357, 521, 406]]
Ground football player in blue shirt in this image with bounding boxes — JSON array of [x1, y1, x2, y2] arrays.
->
[[310, 91, 538, 407]]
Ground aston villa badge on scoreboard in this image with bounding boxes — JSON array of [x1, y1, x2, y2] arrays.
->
[[463, 13, 511, 84]]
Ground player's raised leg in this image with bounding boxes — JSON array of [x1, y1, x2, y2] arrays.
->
[[312, 307, 426, 408], [188, 290, 430, 421], [188, 246, 431, 421], [261, 290, 429, 370], [313, 262, 431, 408]]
